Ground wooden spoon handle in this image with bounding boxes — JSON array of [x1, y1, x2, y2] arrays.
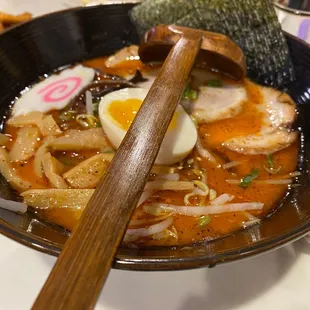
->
[[31, 32, 202, 310]]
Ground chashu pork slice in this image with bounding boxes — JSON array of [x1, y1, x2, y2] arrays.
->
[[223, 87, 298, 155], [189, 85, 247, 123], [136, 67, 297, 155], [138, 68, 247, 124]]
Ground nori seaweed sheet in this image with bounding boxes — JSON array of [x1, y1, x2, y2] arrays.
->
[[130, 0, 295, 89]]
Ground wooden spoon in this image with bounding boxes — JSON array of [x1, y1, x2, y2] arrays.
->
[[31, 25, 246, 310]]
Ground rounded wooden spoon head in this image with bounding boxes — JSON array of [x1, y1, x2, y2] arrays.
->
[[139, 24, 246, 80]]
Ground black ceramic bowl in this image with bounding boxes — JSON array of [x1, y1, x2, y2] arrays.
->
[[0, 4, 310, 271]]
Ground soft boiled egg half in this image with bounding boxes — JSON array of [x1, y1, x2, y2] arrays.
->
[[98, 88, 197, 165]]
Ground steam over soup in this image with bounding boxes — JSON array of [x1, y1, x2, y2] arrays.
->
[[0, 45, 300, 246]]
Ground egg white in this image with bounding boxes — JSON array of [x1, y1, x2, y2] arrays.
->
[[98, 87, 198, 165]]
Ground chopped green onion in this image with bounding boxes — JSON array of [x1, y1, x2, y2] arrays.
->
[[267, 154, 274, 169], [76, 114, 100, 129], [182, 84, 198, 101], [264, 154, 282, 174], [207, 79, 222, 87], [239, 168, 260, 188], [209, 188, 217, 201], [60, 110, 76, 122], [198, 215, 211, 228], [93, 101, 100, 116]]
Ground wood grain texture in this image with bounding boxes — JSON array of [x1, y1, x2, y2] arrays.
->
[[31, 28, 204, 310], [139, 25, 246, 80]]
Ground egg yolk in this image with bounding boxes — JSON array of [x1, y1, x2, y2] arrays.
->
[[108, 98, 177, 130]]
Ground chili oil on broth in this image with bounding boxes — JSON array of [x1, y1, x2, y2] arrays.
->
[[0, 50, 300, 247]]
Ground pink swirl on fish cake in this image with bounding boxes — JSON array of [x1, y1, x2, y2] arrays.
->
[[37, 77, 82, 102]]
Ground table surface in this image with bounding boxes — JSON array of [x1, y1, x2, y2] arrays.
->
[[1, 1, 310, 309]]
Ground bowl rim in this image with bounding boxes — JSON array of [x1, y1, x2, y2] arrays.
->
[[274, 2, 310, 16], [1, 5, 310, 271], [1, 215, 310, 270]]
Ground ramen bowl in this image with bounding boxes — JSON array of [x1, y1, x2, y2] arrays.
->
[[0, 4, 310, 271]]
